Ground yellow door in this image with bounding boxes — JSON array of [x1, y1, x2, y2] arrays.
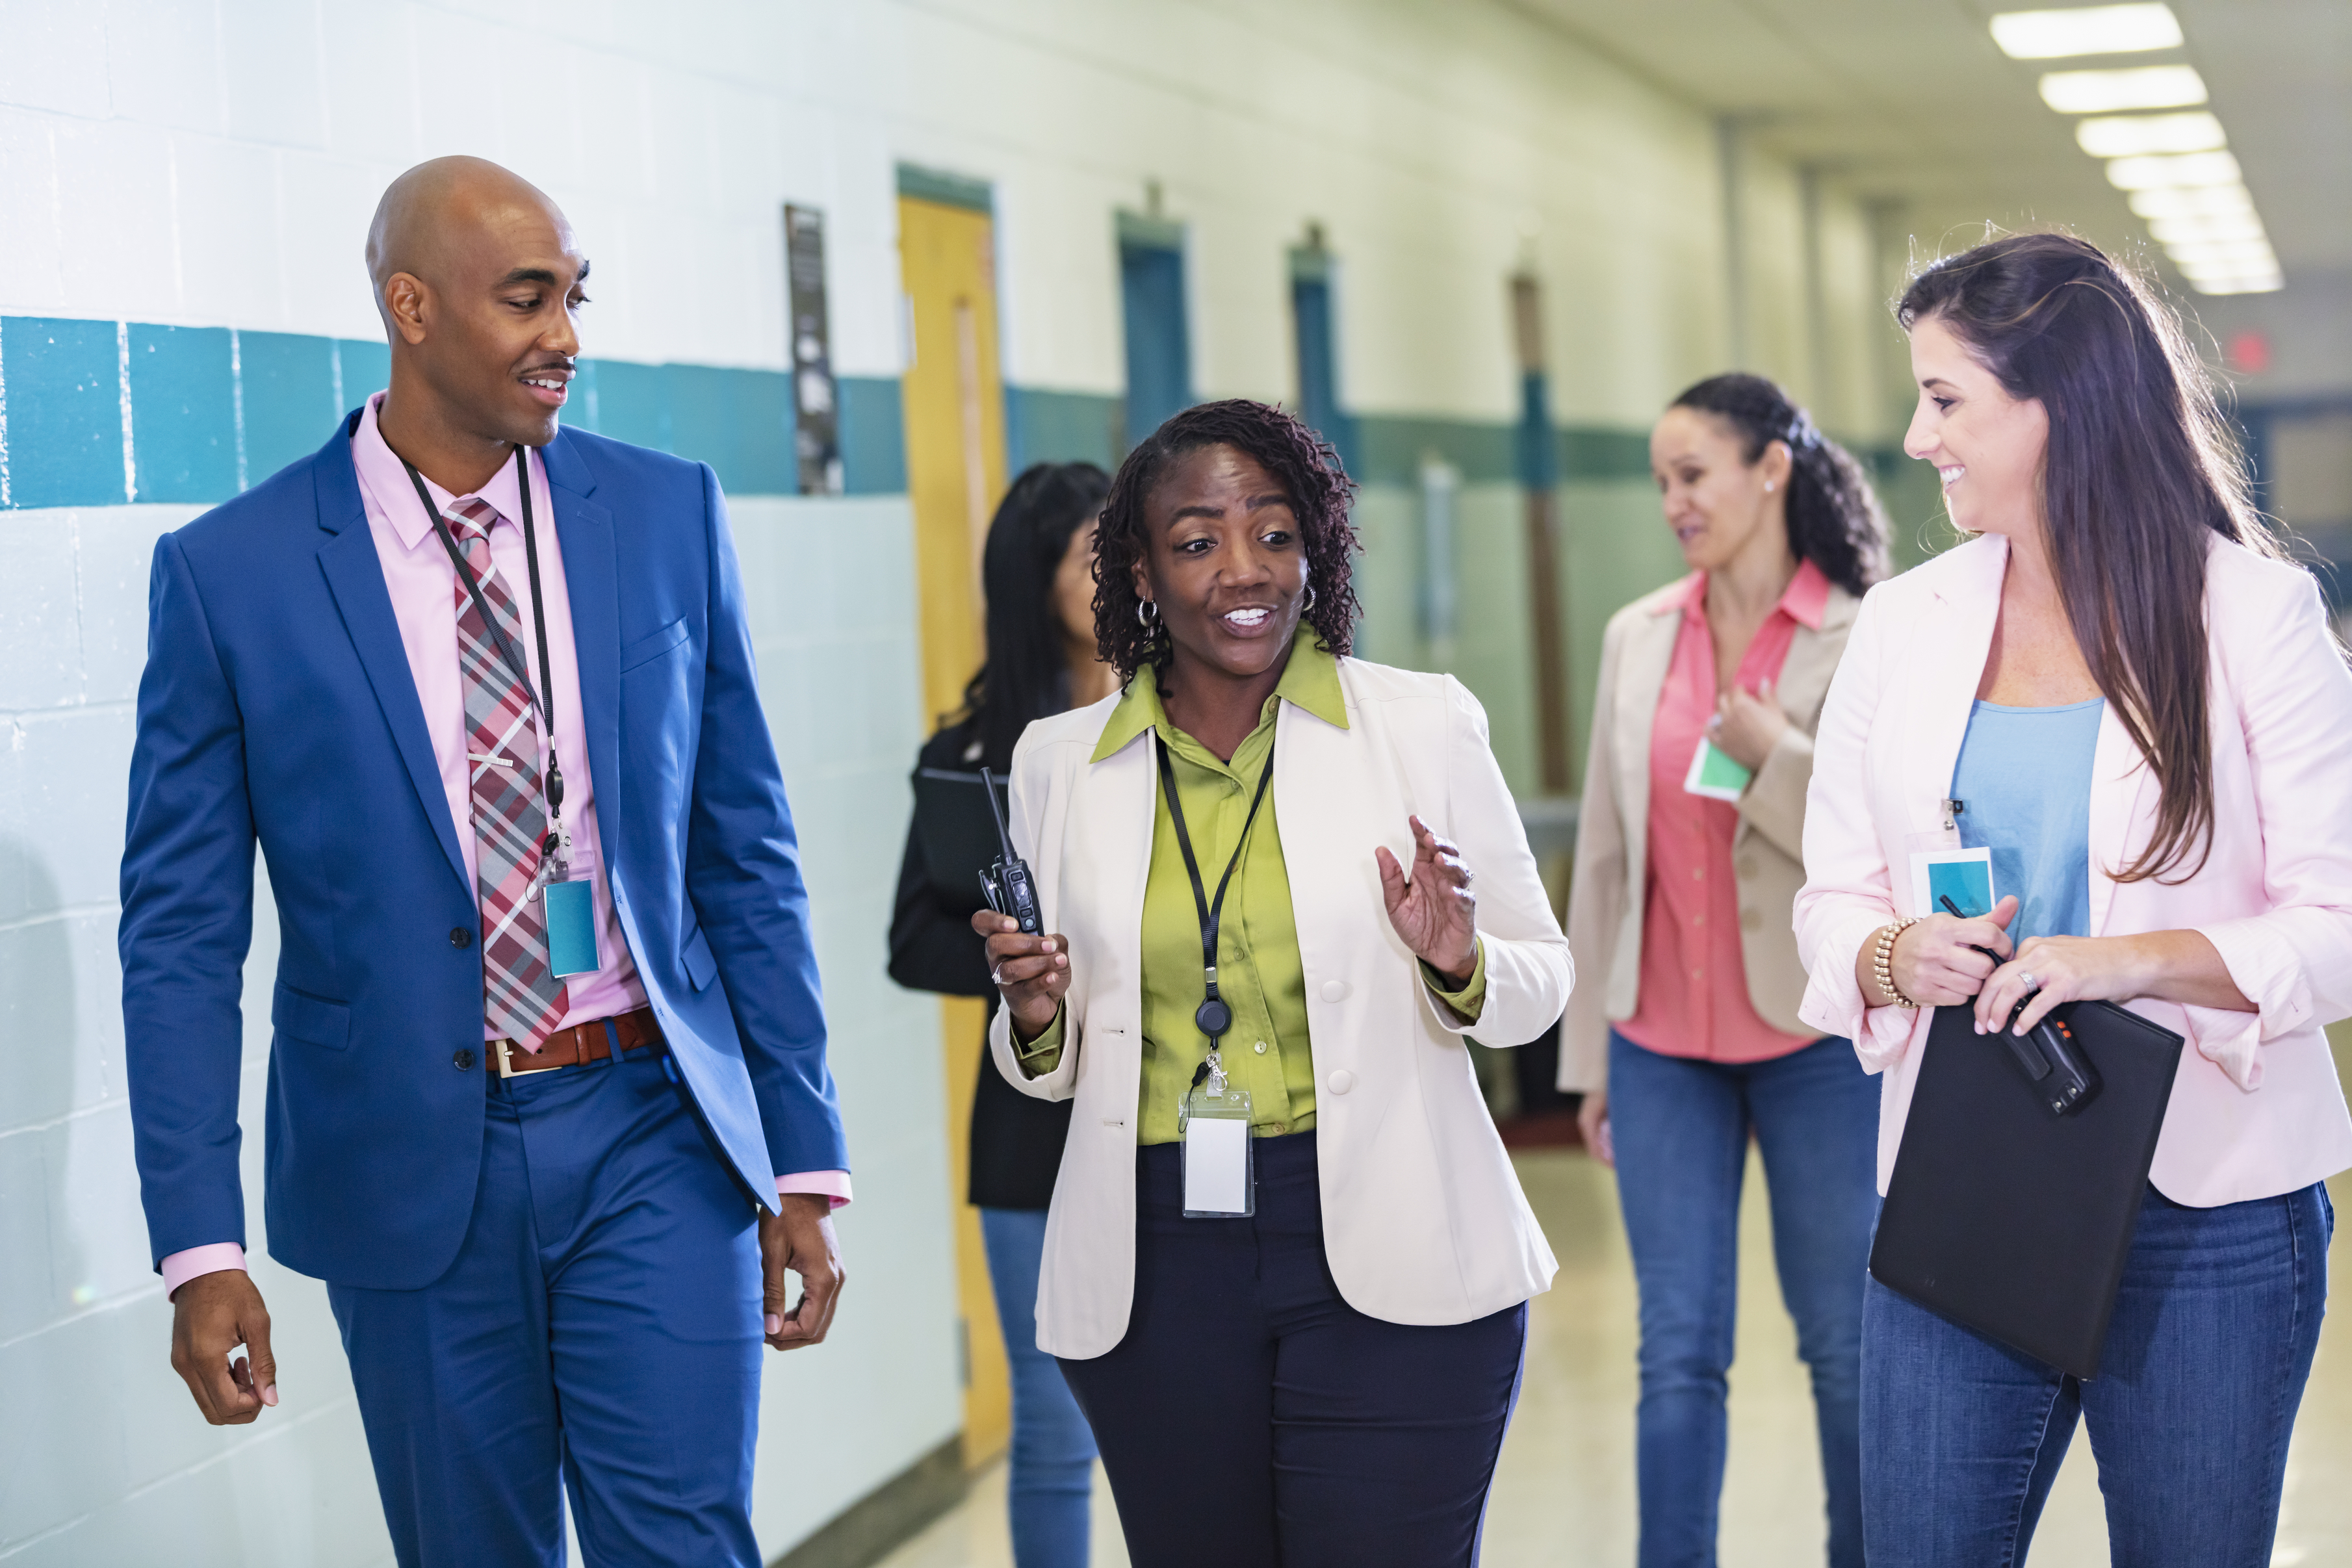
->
[[898, 192, 1013, 1469]]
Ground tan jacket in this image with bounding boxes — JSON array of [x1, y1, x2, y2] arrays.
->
[[1558, 574, 1859, 1092]]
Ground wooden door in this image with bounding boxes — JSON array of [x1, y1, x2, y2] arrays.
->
[[897, 191, 1013, 1467]]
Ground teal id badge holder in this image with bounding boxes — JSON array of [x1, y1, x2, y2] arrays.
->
[[1180, 1051, 1254, 1218], [536, 814, 601, 980]]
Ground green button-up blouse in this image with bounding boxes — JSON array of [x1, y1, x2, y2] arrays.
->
[[1015, 631, 1486, 1144]]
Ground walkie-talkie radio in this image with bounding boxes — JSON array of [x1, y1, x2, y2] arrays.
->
[[1939, 895, 2101, 1116], [976, 767, 1042, 936]]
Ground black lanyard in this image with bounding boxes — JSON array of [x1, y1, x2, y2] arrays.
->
[[1155, 732, 1276, 1053], [403, 446, 565, 821]]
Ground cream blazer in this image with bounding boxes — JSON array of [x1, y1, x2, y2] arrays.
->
[[989, 658, 1571, 1359], [1558, 576, 1860, 1092], [1794, 533, 2352, 1207]]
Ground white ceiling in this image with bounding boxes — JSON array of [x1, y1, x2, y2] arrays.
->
[[1503, 0, 2349, 289]]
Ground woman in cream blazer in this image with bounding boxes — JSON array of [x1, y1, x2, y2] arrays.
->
[[1562, 374, 1891, 1568], [1798, 234, 2352, 1563], [977, 400, 1569, 1568]]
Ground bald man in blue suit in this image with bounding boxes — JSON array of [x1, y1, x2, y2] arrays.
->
[[120, 157, 849, 1567]]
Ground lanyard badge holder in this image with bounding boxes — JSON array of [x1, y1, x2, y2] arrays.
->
[[404, 448, 598, 979], [1159, 736, 1277, 1219]]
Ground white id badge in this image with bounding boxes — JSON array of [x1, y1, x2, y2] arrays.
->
[[1683, 736, 1753, 802], [1909, 846, 1996, 921], [1182, 1086, 1254, 1218]]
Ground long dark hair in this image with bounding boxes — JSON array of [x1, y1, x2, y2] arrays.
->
[[1670, 372, 1890, 597], [959, 461, 1111, 770], [1898, 231, 2281, 882], [1094, 399, 1362, 683]]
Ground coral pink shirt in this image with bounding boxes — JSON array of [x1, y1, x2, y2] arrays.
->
[[1617, 560, 1829, 1064], [160, 396, 846, 1297]]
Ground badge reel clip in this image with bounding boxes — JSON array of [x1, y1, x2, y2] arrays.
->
[[976, 768, 1042, 936], [1179, 988, 1256, 1220]]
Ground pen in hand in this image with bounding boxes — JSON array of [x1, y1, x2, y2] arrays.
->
[[1939, 894, 2004, 962]]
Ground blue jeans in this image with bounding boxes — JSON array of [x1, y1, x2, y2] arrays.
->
[[1863, 1180, 2333, 1567], [1608, 1030, 1879, 1568], [980, 1207, 1098, 1568]]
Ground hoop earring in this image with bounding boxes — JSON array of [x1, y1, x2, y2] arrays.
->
[[1304, 583, 1318, 613], [1137, 598, 1159, 628]]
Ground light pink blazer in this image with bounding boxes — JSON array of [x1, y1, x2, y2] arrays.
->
[[1793, 532, 2352, 1207]]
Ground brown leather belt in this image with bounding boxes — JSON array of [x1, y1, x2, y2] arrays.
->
[[491, 1006, 663, 1079]]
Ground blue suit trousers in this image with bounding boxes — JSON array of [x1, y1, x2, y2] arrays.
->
[[328, 1044, 764, 1568]]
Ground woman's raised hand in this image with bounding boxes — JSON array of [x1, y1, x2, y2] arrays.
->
[[1376, 815, 1479, 985], [1886, 895, 2019, 1007], [971, 910, 1070, 1041]]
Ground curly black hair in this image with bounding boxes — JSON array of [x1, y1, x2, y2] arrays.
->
[[1092, 399, 1362, 683], [1670, 373, 1891, 598]]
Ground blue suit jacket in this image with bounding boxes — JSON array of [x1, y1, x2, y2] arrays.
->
[[120, 415, 847, 1290]]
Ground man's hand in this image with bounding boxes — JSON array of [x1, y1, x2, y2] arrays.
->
[[762, 1192, 844, 1352], [171, 1270, 277, 1424]]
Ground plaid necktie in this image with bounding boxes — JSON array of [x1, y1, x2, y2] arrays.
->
[[447, 497, 570, 1051]]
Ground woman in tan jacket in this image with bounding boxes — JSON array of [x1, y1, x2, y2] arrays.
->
[[1562, 374, 1889, 1568]]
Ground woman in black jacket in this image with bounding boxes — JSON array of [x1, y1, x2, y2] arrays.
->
[[888, 460, 1115, 1568]]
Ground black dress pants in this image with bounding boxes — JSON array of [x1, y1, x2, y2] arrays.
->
[[1057, 1131, 1527, 1568]]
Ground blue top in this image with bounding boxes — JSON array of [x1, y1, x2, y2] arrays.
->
[[1951, 699, 2105, 942]]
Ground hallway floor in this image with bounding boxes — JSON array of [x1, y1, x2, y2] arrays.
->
[[879, 1144, 2352, 1567]]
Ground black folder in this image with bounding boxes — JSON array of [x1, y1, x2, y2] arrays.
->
[[911, 767, 1012, 905], [1868, 999, 2184, 1380]]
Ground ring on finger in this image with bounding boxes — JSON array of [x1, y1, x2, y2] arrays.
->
[[2019, 971, 2038, 992]]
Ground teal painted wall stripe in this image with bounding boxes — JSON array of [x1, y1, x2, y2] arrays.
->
[[0, 313, 1670, 511], [1004, 386, 1122, 474], [0, 316, 907, 508], [838, 377, 907, 495]]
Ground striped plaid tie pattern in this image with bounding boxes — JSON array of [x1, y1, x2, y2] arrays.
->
[[448, 498, 569, 1051]]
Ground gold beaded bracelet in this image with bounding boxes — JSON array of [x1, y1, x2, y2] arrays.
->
[[1872, 918, 1922, 1009]]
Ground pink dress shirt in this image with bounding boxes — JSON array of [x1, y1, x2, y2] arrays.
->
[[1616, 560, 1828, 1064], [161, 395, 846, 1297]]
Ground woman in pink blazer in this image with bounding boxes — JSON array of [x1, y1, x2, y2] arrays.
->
[[1795, 233, 2352, 1565]]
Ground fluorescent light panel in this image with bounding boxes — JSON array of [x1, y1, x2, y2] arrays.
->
[[2149, 212, 2267, 244], [2193, 276, 2284, 295], [2075, 112, 2225, 157], [2167, 240, 2277, 266], [2106, 150, 2243, 190], [2038, 64, 2208, 112], [1991, 4, 2182, 59], [2129, 184, 2255, 219]]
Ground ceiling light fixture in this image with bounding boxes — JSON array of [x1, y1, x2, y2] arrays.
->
[[2037, 65, 2208, 113], [2075, 112, 2226, 157], [2165, 240, 2279, 268], [2128, 185, 2255, 219], [2189, 275, 2284, 296], [2147, 212, 2268, 244], [2106, 151, 2243, 190], [1991, 3, 2183, 59]]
